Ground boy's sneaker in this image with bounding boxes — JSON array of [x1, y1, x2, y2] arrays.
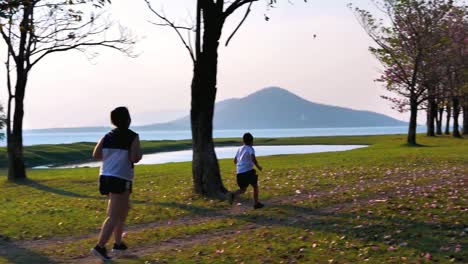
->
[[254, 202, 264, 209], [91, 245, 111, 261], [112, 242, 128, 252], [227, 192, 235, 205]]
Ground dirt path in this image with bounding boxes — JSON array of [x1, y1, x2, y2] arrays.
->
[[67, 225, 261, 264]]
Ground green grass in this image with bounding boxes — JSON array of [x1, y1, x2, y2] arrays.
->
[[0, 134, 467, 263]]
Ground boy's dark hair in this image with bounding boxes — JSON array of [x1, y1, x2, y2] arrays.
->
[[243, 133, 254, 145], [111, 107, 131, 129]]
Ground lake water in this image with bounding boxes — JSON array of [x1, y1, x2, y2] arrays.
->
[[45, 145, 368, 169], [7, 126, 424, 146]]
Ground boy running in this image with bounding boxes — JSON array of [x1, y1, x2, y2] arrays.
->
[[229, 133, 264, 209]]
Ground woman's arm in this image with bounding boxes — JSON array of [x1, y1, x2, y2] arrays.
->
[[92, 137, 105, 160], [130, 135, 143, 163]]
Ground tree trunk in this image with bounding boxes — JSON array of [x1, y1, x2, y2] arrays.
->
[[445, 105, 451, 135], [407, 99, 418, 145], [190, 12, 227, 198], [426, 99, 436, 137], [463, 103, 468, 135], [7, 75, 27, 180], [452, 97, 461, 138], [6, 4, 32, 180], [436, 106, 443, 135]]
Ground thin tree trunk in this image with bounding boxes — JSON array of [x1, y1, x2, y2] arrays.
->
[[453, 97, 461, 138], [6, 4, 31, 181], [7, 76, 27, 180], [463, 103, 468, 135], [436, 106, 443, 135], [426, 99, 436, 137], [407, 99, 418, 145], [445, 104, 451, 135], [190, 12, 227, 197]]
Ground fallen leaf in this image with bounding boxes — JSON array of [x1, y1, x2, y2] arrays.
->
[[387, 246, 397, 251]]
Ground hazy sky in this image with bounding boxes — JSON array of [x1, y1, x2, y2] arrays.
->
[[1, 0, 408, 129]]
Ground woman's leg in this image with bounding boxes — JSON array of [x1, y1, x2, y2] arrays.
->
[[113, 191, 130, 245], [97, 192, 126, 247]]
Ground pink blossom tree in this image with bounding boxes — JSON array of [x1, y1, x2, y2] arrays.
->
[[442, 6, 467, 137], [352, 0, 459, 145]]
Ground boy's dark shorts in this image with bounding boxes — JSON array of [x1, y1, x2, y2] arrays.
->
[[236, 169, 258, 189], [99, 175, 132, 195]]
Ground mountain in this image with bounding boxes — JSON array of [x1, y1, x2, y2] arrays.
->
[[130, 110, 188, 126], [141, 87, 406, 130]]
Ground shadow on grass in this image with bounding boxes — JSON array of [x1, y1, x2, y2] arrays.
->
[[402, 143, 430, 147], [157, 201, 221, 216], [0, 239, 58, 264], [14, 179, 105, 200], [156, 201, 465, 262], [13, 179, 160, 206]]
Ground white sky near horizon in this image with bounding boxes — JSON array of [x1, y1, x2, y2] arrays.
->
[[0, 0, 413, 129]]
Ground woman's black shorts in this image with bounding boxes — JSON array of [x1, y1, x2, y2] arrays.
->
[[236, 169, 258, 189], [99, 176, 132, 195]]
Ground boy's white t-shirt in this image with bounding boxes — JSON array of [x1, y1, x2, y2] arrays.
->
[[235, 145, 255, 174]]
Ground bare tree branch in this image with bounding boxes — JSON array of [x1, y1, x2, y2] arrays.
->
[[148, 21, 193, 31], [144, 0, 195, 63], [0, 28, 18, 62], [223, 0, 258, 18], [225, 1, 252, 46], [30, 35, 135, 68]]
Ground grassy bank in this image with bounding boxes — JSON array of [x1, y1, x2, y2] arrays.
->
[[0, 134, 466, 263], [0, 135, 376, 168]]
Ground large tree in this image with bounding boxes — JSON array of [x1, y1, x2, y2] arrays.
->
[[0, 0, 134, 180], [352, 0, 456, 145], [145, 0, 307, 197]]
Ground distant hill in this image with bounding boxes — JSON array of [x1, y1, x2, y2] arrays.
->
[[141, 87, 406, 130]]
